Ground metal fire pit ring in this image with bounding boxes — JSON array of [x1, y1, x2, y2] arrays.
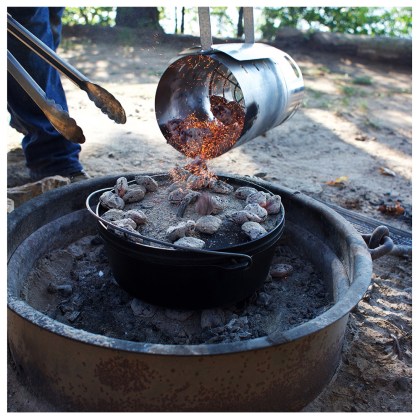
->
[[7, 173, 372, 412]]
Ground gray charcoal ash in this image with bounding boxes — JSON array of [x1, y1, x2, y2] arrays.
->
[[166, 220, 196, 242], [167, 181, 186, 193], [195, 194, 225, 215], [228, 210, 262, 225], [256, 291, 272, 306], [266, 194, 282, 214], [241, 221, 267, 240], [270, 263, 293, 278], [111, 218, 137, 230], [123, 184, 146, 203], [125, 209, 147, 225], [47, 282, 73, 297], [208, 178, 234, 194], [115, 177, 129, 197], [186, 174, 211, 190], [168, 187, 193, 204], [165, 309, 195, 321], [176, 191, 201, 217], [195, 193, 215, 216], [196, 215, 222, 234], [173, 236, 205, 249], [246, 191, 267, 207], [99, 191, 125, 210], [201, 308, 225, 329], [205, 335, 225, 344], [234, 186, 258, 200], [66, 310, 81, 323], [244, 203, 268, 221], [223, 316, 252, 340], [134, 175, 159, 192], [131, 298, 157, 317], [110, 221, 141, 243], [102, 209, 126, 222], [210, 196, 226, 214]]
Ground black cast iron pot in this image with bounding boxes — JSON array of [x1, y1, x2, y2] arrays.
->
[[87, 174, 285, 309]]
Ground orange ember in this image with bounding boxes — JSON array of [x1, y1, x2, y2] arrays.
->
[[169, 156, 216, 188], [164, 95, 245, 160]]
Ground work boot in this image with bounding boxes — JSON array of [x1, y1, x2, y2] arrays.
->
[[68, 170, 91, 183]]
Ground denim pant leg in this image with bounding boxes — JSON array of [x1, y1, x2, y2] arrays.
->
[[7, 7, 83, 178]]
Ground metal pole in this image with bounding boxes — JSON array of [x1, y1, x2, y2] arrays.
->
[[198, 7, 212, 50], [243, 7, 255, 44]]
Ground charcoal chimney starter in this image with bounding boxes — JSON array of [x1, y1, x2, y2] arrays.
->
[[155, 43, 304, 158]]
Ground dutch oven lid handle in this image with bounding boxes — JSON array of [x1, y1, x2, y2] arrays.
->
[[86, 189, 253, 271]]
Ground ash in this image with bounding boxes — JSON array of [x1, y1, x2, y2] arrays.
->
[[23, 234, 332, 345]]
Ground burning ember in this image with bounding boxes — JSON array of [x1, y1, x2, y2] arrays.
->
[[163, 95, 245, 160]]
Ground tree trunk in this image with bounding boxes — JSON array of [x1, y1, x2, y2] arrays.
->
[[115, 7, 163, 31], [237, 7, 244, 38], [311, 31, 412, 65], [181, 7, 185, 34]]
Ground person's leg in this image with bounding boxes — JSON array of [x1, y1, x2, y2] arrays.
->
[[7, 7, 84, 179]]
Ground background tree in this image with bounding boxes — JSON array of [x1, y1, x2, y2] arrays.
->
[[237, 7, 244, 38], [115, 7, 163, 31], [181, 7, 185, 34], [62, 6, 411, 39], [210, 7, 234, 36], [260, 7, 412, 40], [62, 7, 114, 26]]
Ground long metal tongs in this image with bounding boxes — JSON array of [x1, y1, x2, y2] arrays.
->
[[7, 50, 86, 143], [7, 13, 126, 143]]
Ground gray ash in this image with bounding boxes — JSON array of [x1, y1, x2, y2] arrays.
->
[[22, 234, 332, 345]]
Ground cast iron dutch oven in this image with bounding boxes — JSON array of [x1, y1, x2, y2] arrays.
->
[[87, 174, 285, 309]]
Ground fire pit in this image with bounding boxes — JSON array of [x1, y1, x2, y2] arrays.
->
[[7, 174, 372, 411]]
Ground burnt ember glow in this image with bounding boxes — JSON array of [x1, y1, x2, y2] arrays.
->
[[169, 157, 216, 187], [163, 95, 245, 160]]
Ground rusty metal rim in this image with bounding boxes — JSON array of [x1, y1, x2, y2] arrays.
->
[[7, 173, 372, 356]]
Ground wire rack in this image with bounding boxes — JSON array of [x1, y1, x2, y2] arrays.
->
[[323, 200, 412, 247]]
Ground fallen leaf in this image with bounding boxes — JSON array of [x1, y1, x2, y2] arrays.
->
[[378, 201, 405, 215], [380, 167, 396, 177], [326, 176, 349, 186]]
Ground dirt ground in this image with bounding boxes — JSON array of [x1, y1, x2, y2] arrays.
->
[[7, 26, 412, 412]]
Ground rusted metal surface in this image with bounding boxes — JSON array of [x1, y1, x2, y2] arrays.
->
[[8, 307, 348, 411], [7, 174, 372, 411]]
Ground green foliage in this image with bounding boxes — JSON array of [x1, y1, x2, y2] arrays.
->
[[352, 76, 373, 85], [260, 7, 412, 40], [60, 6, 412, 41], [211, 7, 234, 36], [62, 7, 115, 26]]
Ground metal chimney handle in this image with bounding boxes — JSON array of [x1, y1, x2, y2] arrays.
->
[[198, 7, 254, 51], [243, 7, 255, 44]]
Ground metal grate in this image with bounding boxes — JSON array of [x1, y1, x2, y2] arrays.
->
[[320, 200, 412, 247]]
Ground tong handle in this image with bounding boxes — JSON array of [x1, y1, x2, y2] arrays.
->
[[7, 13, 126, 124], [7, 13, 88, 86], [198, 7, 254, 51], [7, 50, 85, 144]]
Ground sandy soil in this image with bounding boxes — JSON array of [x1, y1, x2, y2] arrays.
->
[[7, 27, 412, 412]]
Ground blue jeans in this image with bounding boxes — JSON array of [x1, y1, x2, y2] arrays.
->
[[7, 7, 83, 179]]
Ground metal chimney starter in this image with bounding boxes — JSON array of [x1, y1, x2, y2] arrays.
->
[[155, 8, 304, 158]]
